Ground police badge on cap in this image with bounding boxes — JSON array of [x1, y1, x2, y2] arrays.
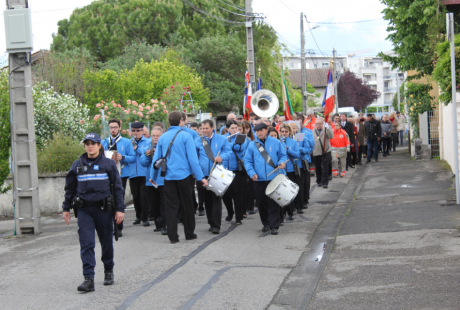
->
[[83, 133, 101, 143]]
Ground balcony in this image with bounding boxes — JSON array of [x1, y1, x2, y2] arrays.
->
[[384, 87, 398, 92], [384, 100, 393, 106]]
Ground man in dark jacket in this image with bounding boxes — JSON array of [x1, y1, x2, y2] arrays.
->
[[380, 114, 392, 156], [364, 114, 381, 163], [340, 113, 354, 170]]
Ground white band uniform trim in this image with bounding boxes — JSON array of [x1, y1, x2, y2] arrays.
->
[[77, 173, 109, 182]]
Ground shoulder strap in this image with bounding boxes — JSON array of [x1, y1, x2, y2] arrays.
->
[[108, 136, 122, 151], [255, 141, 276, 168], [165, 129, 182, 159], [200, 136, 215, 162]]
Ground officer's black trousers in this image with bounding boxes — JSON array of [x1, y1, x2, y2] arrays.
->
[[222, 170, 246, 222], [130, 177, 149, 222], [287, 171, 303, 212], [164, 175, 196, 242], [78, 206, 113, 278], [314, 152, 332, 186], [253, 181, 280, 229], [147, 186, 166, 229], [301, 165, 311, 204], [202, 179, 223, 229]]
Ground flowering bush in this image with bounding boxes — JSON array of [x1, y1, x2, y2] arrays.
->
[[160, 83, 196, 114], [33, 82, 91, 146], [405, 82, 434, 138]]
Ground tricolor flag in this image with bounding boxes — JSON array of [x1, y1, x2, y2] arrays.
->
[[322, 69, 335, 123], [281, 68, 294, 120], [244, 70, 253, 120], [257, 76, 262, 91]]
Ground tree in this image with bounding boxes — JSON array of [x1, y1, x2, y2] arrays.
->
[[337, 71, 380, 111], [0, 69, 11, 193]]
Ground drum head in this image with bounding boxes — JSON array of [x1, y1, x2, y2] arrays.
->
[[266, 174, 285, 194]]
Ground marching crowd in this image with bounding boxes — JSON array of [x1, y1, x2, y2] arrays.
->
[[62, 109, 407, 291]]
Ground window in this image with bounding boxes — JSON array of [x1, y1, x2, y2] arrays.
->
[[322, 62, 329, 68], [314, 63, 318, 69], [306, 63, 310, 69]]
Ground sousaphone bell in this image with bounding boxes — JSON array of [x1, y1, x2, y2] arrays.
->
[[250, 89, 279, 118]]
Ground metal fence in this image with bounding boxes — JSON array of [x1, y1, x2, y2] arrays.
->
[[427, 110, 440, 159]]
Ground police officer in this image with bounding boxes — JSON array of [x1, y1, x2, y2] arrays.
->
[[195, 119, 231, 234], [129, 121, 150, 226], [62, 133, 125, 292], [101, 118, 136, 237], [244, 123, 288, 235]]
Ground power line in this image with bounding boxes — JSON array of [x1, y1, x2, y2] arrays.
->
[[180, 0, 261, 24], [304, 15, 326, 57], [307, 18, 383, 24], [216, 0, 246, 12], [204, 0, 261, 18], [277, 0, 299, 15]]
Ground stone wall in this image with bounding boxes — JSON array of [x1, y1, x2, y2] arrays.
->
[[0, 173, 133, 217]]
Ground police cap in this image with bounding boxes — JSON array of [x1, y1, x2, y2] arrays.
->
[[83, 133, 101, 143]]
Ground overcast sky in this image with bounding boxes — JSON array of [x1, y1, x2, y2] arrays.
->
[[0, 0, 392, 59]]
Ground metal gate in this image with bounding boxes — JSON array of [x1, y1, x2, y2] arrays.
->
[[427, 110, 440, 159]]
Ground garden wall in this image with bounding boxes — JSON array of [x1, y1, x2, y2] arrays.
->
[[0, 173, 133, 217]]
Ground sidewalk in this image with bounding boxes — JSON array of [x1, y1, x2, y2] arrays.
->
[[308, 147, 460, 309]]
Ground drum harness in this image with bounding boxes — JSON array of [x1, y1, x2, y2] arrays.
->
[[254, 141, 278, 178], [201, 136, 216, 176]]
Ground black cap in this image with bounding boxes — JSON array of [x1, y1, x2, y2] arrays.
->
[[366, 113, 373, 117], [83, 133, 101, 143], [236, 115, 244, 119], [131, 121, 144, 128], [254, 123, 268, 131]]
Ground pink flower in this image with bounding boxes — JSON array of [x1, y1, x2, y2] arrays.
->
[[122, 130, 126, 134], [139, 106, 144, 112], [132, 110, 136, 114], [165, 92, 168, 94], [118, 104, 121, 108], [183, 109, 186, 112], [171, 86, 174, 89], [133, 101, 138, 106], [184, 87, 186, 90], [176, 83, 178, 85], [146, 116, 149, 119], [113, 103, 117, 108], [151, 99, 154, 103], [79, 120, 85, 124], [154, 99, 158, 103], [108, 112, 111, 115], [153, 104, 158, 108], [120, 121, 122, 124], [96, 103, 101, 108], [146, 106, 151, 110], [182, 102, 184, 105], [165, 110, 169, 113], [123, 110, 128, 113], [151, 108, 155, 113], [93, 116, 98, 121], [183, 92, 186, 95], [158, 97, 161, 99], [163, 110, 167, 113], [160, 102, 165, 106], [137, 112, 143, 117], [127, 100, 131, 105], [141, 103, 145, 106], [111, 100, 115, 104], [104, 106, 108, 110]]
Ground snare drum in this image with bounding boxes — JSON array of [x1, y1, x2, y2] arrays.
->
[[206, 165, 235, 197], [265, 174, 299, 207]]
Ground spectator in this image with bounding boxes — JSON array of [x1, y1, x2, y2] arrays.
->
[[189, 122, 199, 134], [311, 117, 334, 188], [305, 110, 317, 130], [275, 116, 285, 132], [364, 113, 381, 163], [264, 120, 272, 127], [253, 117, 262, 127], [330, 122, 350, 177], [153, 121, 164, 130], [220, 113, 236, 134], [340, 113, 354, 170], [389, 112, 399, 152], [380, 114, 392, 156], [354, 116, 365, 165], [395, 111, 406, 146], [236, 115, 244, 122], [272, 114, 280, 127]]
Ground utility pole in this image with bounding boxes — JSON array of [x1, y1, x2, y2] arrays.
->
[[300, 12, 307, 114], [245, 0, 256, 93], [5, 0, 40, 234], [333, 48, 338, 114], [447, 12, 460, 204]]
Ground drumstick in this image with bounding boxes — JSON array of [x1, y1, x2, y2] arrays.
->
[[267, 159, 290, 177], [209, 151, 221, 176]]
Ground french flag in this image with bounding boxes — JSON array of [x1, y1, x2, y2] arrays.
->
[[244, 70, 252, 120], [322, 69, 335, 123]]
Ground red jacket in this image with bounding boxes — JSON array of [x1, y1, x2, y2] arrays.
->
[[330, 128, 350, 158]]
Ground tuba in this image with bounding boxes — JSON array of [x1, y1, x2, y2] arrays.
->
[[250, 89, 279, 118]]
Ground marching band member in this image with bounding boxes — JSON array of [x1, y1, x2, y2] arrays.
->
[[181, 113, 200, 215], [243, 120, 256, 216], [244, 123, 288, 235], [151, 111, 207, 244], [221, 120, 249, 225], [195, 119, 231, 234], [279, 123, 303, 221]]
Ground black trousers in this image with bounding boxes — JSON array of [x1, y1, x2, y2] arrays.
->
[[346, 151, 351, 169], [353, 146, 363, 164], [202, 178, 223, 229], [301, 165, 311, 204], [118, 176, 129, 231], [381, 137, 391, 154], [164, 175, 196, 242], [147, 186, 166, 229], [286, 171, 303, 213], [253, 181, 280, 229], [196, 180, 205, 212], [129, 177, 149, 222], [245, 177, 256, 212], [222, 170, 246, 222], [391, 133, 398, 151], [191, 177, 198, 211], [314, 152, 332, 186]]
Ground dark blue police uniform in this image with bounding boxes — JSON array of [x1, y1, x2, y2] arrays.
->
[[62, 133, 125, 291]]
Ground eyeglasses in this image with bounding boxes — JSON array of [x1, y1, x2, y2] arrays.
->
[[109, 126, 119, 130], [85, 141, 98, 146], [132, 129, 142, 132], [280, 130, 289, 133]]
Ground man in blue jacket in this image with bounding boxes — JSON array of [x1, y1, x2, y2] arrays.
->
[[244, 123, 288, 235], [195, 119, 231, 234], [101, 118, 136, 237], [151, 111, 207, 243], [129, 121, 151, 227], [295, 113, 315, 208]]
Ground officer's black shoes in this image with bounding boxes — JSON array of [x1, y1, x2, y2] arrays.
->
[[262, 225, 269, 232], [323, 185, 328, 189], [289, 215, 294, 221], [297, 209, 304, 214], [186, 234, 197, 240], [103, 271, 114, 286], [271, 228, 279, 235], [198, 210, 205, 216], [133, 219, 141, 225], [143, 221, 150, 227], [77, 278, 95, 292], [161, 228, 168, 235], [225, 215, 232, 222], [153, 228, 161, 232], [212, 227, 220, 234], [235, 220, 242, 225]]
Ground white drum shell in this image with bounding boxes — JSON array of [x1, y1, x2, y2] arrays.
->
[[265, 174, 299, 207], [206, 165, 235, 197]]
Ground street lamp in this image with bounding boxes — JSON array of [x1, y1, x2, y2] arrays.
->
[[305, 25, 320, 33]]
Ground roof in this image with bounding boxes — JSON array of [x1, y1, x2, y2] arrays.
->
[[287, 68, 329, 88], [1, 50, 49, 70]]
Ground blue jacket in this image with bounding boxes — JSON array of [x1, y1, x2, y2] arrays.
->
[[219, 126, 226, 134], [101, 136, 136, 178], [129, 136, 151, 178], [298, 128, 315, 163], [195, 134, 232, 177], [62, 153, 126, 212], [281, 137, 302, 173], [183, 126, 199, 141], [151, 126, 205, 181], [244, 136, 288, 181], [141, 152, 165, 187], [221, 134, 249, 171]]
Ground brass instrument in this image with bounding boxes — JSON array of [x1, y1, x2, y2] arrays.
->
[[250, 89, 279, 118]]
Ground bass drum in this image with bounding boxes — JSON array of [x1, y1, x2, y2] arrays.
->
[[265, 174, 299, 207], [206, 165, 235, 197]]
